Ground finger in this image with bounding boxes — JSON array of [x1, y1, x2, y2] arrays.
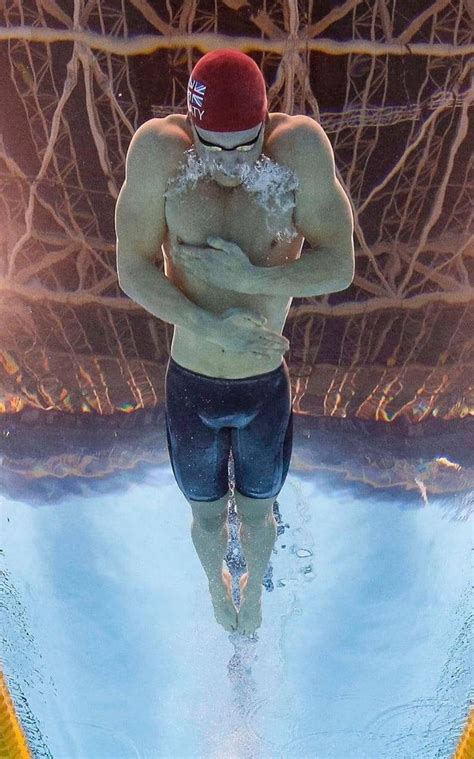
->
[[208, 237, 236, 254], [180, 244, 201, 254], [179, 250, 201, 262], [207, 236, 225, 248], [248, 315, 267, 325]]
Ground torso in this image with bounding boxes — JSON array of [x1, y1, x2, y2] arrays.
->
[[161, 113, 305, 379]]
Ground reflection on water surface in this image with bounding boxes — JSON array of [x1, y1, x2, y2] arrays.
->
[[1, 1, 473, 755]]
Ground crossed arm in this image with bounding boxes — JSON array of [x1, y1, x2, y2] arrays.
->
[[174, 119, 355, 299]]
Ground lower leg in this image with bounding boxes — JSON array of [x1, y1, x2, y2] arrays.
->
[[188, 490, 238, 632], [235, 491, 277, 595], [189, 490, 230, 589]]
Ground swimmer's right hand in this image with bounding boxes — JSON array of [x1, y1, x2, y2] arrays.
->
[[210, 307, 290, 358]]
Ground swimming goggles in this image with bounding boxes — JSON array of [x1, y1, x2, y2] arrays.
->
[[194, 123, 263, 152]]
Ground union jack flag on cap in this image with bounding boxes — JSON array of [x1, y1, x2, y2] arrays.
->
[[187, 77, 207, 121]]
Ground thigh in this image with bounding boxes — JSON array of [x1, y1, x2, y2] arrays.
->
[[165, 360, 231, 502], [231, 362, 293, 499]]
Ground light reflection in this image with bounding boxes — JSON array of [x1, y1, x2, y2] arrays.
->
[[0, 1, 472, 755]]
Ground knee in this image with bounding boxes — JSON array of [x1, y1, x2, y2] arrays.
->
[[235, 490, 275, 524], [192, 513, 228, 533], [188, 492, 230, 525]]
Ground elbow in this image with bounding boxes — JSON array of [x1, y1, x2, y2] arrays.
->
[[343, 267, 355, 290], [117, 269, 133, 295], [335, 278, 353, 294], [335, 257, 354, 291], [340, 247, 355, 290]]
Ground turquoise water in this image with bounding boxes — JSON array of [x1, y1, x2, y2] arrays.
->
[[1, 418, 471, 758]]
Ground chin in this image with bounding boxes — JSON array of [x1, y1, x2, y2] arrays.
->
[[214, 174, 243, 187]]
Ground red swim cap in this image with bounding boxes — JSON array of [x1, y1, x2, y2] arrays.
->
[[187, 49, 267, 133]]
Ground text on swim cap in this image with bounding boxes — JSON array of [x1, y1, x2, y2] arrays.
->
[[187, 77, 206, 121]]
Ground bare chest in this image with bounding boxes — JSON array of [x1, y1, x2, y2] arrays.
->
[[163, 176, 301, 268], [161, 159, 304, 377]]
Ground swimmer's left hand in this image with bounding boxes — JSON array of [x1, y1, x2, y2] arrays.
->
[[174, 237, 256, 292]]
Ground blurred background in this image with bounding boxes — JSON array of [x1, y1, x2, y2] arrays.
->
[[0, 1, 472, 758]]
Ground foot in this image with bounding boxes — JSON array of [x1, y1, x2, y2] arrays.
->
[[237, 573, 262, 635], [208, 568, 238, 632]]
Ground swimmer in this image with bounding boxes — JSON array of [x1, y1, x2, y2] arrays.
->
[[115, 50, 354, 635]]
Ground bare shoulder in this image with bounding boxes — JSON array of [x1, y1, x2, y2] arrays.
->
[[126, 115, 192, 181], [266, 113, 334, 177], [133, 114, 192, 145]]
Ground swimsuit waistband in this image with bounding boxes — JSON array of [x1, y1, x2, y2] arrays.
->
[[168, 355, 284, 382]]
